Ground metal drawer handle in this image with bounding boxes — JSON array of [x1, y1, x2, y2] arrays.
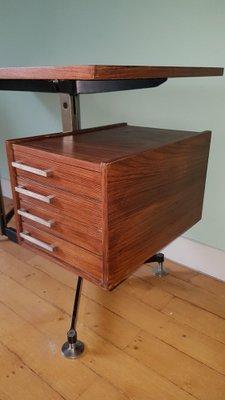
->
[[12, 161, 52, 177], [15, 186, 54, 204], [20, 231, 56, 252], [18, 209, 55, 228]]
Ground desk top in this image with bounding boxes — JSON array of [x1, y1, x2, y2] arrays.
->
[[0, 65, 223, 80]]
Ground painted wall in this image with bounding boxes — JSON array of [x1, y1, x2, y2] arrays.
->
[[0, 0, 224, 251]]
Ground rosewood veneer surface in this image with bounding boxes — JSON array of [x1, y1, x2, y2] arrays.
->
[[7, 123, 211, 289], [0, 65, 223, 80]]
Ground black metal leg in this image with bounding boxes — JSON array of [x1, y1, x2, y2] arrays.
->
[[61, 276, 84, 359], [5, 207, 15, 224], [144, 252, 168, 277], [0, 182, 6, 236], [0, 181, 18, 242]]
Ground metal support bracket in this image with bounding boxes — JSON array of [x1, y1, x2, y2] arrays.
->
[[59, 93, 80, 132], [0, 77, 167, 94], [144, 252, 169, 277]]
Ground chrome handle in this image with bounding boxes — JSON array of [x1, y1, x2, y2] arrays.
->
[[18, 209, 55, 228], [20, 231, 56, 252], [12, 161, 52, 177], [15, 186, 54, 204]]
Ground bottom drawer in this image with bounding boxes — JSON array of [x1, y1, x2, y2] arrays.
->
[[20, 222, 103, 282]]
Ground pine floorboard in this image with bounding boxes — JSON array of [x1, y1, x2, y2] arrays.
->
[[0, 198, 225, 399]]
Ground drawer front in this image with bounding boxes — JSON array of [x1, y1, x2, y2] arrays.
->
[[20, 222, 103, 281], [15, 177, 102, 229], [12, 148, 101, 201], [18, 199, 102, 255]]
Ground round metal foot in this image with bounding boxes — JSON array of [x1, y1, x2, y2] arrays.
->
[[61, 340, 84, 359], [152, 264, 169, 277], [61, 328, 84, 359]]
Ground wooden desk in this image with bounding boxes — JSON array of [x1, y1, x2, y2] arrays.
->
[[0, 64, 223, 241], [0, 64, 223, 358]]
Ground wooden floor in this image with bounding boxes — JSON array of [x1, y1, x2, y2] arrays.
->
[[0, 201, 225, 399]]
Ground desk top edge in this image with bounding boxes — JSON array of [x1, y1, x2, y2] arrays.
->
[[0, 65, 223, 80]]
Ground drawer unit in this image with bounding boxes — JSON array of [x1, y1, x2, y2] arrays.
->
[[6, 123, 211, 289]]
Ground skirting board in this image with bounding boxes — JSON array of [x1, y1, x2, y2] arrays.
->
[[163, 237, 225, 282], [1, 178, 225, 282], [1, 178, 12, 199]]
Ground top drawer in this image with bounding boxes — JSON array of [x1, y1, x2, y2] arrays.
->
[[12, 147, 101, 201]]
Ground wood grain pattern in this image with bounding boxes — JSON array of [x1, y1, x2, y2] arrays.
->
[[162, 297, 225, 344], [13, 149, 102, 201], [81, 281, 225, 377], [0, 248, 140, 351], [0, 342, 63, 400], [21, 222, 103, 282], [12, 125, 211, 165], [7, 124, 211, 289], [149, 274, 225, 320], [0, 287, 97, 399], [19, 199, 102, 254], [16, 176, 102, 229], [9, 123, 127, 172], [0, 65, 223, 80], [1, 240, 225, 400], [105, 133, 211, 288], [125, 330, 225, 400]]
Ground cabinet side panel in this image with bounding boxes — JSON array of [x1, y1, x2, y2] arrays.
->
[[5, 141, 22, 241], [101, 163, 109, 287], [106, 132, 211, 289]]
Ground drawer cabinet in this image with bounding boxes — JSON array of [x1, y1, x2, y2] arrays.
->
[[6, 123, 211, 289]]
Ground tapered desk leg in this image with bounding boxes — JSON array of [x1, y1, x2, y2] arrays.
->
[[61, 276, 84, 359], [0, 182, 5, 236], [60, 94, 84, 358]]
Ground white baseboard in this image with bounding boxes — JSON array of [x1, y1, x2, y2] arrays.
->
[[1, 178, 12, 198], [163, 237, 225, 282]]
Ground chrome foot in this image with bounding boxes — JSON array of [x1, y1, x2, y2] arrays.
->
[[145, 252, 169, 277], [152, 262, 169, 277], [61, 329, 84, 359]]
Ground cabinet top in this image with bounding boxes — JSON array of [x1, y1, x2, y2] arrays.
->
[[10, 123, 211, 170], [0, 65, 223, 80]]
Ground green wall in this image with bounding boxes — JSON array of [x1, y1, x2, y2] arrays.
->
[[0, 0, 224, 251]]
